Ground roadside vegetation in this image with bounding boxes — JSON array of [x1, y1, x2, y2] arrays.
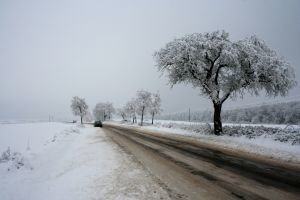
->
[[159, 101, 300, 125], [70, 96, 89, 124], [118, 90, 162, 126]]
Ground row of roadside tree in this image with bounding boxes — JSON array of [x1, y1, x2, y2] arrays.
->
[[70, 89, 162, 126], [117, 90, 162, 126]]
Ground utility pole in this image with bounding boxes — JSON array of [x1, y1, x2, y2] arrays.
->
[[188, 108, 191, 122]]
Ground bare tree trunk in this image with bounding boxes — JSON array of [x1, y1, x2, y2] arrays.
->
[[213, 103, 222, 135], [141, 106, 145, 126], [79, 108, 83, 124], [151, 112, 154, 124]]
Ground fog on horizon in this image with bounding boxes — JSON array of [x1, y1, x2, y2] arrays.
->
[[1, 0, 300, 120]]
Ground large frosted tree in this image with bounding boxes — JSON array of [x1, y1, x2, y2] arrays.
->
[[154, 31, 296, 135], [71, 96, 89, 124]]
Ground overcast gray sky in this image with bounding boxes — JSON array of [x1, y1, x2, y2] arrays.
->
[[1, 0, 299, 120]]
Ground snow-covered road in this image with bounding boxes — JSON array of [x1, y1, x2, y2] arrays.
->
[[104, 123, 300, 200], [0, 122, 170, 200]]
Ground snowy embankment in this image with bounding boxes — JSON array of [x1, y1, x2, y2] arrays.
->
[[0, 122, 170, 200], [111, 120, 300, 164]]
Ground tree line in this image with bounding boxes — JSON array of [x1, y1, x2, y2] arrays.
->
[[117, 90, 162, 125], [70, 90, 162, 125], [159, 101, 300, 125]]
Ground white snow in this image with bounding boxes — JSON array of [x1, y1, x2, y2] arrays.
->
[[110, 120, 300, 163], [0, 122, 170, 200]]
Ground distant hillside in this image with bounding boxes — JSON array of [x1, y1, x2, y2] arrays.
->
[[159, 101, 300, 125]]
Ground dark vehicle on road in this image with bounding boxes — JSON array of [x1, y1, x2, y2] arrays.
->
[[94, 120, 102, 127]]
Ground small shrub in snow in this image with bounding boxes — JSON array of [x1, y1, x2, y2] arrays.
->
[[0, 147, 33, 171], [0, 147, 11, 163], [51, 135, 57, 142]]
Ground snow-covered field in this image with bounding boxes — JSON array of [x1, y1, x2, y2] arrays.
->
[[112, 119, 300, 163], [0, 122, 170, 200]]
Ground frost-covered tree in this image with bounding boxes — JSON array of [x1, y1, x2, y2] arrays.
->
[[136, 90, 152, 126], [93, 103, 106, 121], [116, 108, 127, 121], [104, 102, 115, 120], [150, 92, 162, 124], [71, 96, 89, 124], [125, 99, 137, 123], [93, 102, 115, 121], [83, 111, 93, 122], [154, 30, 296, 135]]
